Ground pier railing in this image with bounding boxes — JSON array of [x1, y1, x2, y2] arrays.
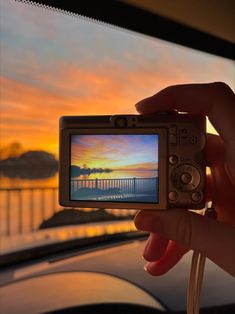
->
[[0, 187, 58, 237], [71, 177, 157, 196], [0, 178, 157, 238]]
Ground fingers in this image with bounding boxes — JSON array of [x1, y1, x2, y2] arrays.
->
[[134, 83, 235, 276], [206, 133, 224, 166], [205, 173, 212, 202], [135, 82, 235, 185], [145, 241, 188, 276], [206, 134, 235, 223], [205, 134, 223, 203], [143, 233, 169, 262], [135, 82, 235, 142], [142, 233, 189, 276], [135, 210, 235, 277]]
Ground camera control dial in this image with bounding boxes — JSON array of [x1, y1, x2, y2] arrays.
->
[[180, 172, 192, 184], [171, 164, 201, 191]]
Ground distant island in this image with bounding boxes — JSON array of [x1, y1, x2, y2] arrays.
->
[[71, 165, 112, 177], [0, 151, 58, 179], [39, 208, 134, 229]]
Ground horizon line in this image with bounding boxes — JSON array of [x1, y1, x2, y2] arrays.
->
[[72, 165, 158, 171]]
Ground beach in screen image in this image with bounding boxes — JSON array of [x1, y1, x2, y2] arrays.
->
[[70, 134, 159, 203]]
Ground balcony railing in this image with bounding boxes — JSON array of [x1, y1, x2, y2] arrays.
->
[[0, 187, 58, 237], [0, 178, 157, 238], [71, 177, 158, 200]]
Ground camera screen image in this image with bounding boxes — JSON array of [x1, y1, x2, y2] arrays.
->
[[70, 134, 159, 203]]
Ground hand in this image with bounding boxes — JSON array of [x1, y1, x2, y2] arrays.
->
[[134, 82, 235, 277]]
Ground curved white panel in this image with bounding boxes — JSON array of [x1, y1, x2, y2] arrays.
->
[[1, 272, 165, 314]]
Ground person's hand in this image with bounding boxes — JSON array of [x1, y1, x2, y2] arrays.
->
[[134, 82, 235, 277]]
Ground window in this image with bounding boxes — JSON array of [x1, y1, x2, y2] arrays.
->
[[0, 0, 234, 254]]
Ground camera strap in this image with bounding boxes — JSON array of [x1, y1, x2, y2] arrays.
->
[[187, 166, 217, 314]]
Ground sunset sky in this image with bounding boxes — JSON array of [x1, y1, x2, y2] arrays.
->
[[0, 0, 234, 158], [71, 135, 158, 170]]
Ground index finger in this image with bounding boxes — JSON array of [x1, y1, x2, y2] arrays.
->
[[135, 82, 235, 142]]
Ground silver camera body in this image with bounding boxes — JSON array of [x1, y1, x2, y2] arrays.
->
[[59, 114, 206, 210]]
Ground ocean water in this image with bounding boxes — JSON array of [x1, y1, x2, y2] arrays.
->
[[72, 170, 158, 180]]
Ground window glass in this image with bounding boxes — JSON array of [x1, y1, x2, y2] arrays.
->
[[0, 0, 234, 254]]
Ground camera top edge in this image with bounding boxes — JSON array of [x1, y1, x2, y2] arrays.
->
[[60, 114, 206, 132]]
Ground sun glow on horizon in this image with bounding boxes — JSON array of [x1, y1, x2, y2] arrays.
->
[[0, 0, 233, 158], [71, 134, 159, 171]]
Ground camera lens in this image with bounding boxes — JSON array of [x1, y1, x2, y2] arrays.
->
[[115, 117, 128, 128]]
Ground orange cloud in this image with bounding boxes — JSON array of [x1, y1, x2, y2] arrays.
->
[[1, 49, 228, 156], [71, 134, 158, 171], [115, 162, 158, 171], [0, 60, 174, 156]]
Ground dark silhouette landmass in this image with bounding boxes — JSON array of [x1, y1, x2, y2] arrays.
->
[[39, 208, 134, 229], [0, 151, 58, 179], [71, 165, 112, 177]]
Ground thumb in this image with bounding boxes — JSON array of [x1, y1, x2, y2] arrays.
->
[[134, 210, 235, 276], [225, 140, 235, 187]]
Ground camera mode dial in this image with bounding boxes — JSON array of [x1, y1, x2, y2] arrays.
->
[[171, 164, 201, 191]]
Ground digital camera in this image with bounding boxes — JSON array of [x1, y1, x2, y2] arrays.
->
[[59, 114, 206, 210]]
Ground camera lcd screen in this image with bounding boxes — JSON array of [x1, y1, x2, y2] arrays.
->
[[70, 134, 159, 203]]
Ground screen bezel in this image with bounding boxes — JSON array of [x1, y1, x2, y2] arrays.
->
[[60, 128, 167, 210]]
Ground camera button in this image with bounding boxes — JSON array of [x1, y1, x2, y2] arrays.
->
[[169, 154, 178, 165], [170, 134, 177, 144], [171, 164, 201, 191], [191, 191, 202, 202], [168, 191, 178, 202], [180, 172, 192, 184]]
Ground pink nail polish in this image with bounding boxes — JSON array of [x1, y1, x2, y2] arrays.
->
[[144, 262, 150, 272]]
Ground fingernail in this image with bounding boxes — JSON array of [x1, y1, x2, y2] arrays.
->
[[135, 100, 142, 107], [144, 263, 149, 272], [135, 100, 144, 112]]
